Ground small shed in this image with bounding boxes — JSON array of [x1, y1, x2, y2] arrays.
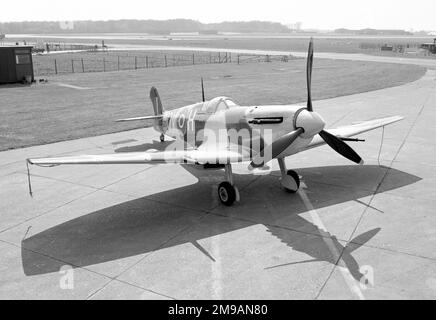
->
[[0, 46, 34, 84]]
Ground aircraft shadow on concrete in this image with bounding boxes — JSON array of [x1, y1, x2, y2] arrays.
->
[[21, 164, 421, 281]]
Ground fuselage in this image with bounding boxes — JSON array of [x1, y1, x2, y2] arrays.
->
[[158, 97, 324, 161]]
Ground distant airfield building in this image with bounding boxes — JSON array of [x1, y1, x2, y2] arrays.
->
[[0, 46, 34, 85], [420, 39, 436, 54]]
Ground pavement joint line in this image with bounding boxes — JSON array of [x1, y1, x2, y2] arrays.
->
[[82, 138, 111, 151], [317, 90, 433, 299], [0, 189, 100, 235], [375, 190, 436, 203], [391, 159, 436, 168], [0, 166, 154, 235], [86, 277, 176, 300], [346, 91, 431, 245], [113, 278, 177, 300], [14, 164, 152, 193], [106, 191, 212, 216], [346, 240, 436, 263], [102, 190, 229, 294], [100, 179, 219, 213], [1, 169, 28, 178], [105, 172, 261, 214], [85, 279, 113, 300], [297, 176, 388, 194], [353, 199, 384, 213], [374, 260, 436, 289], [221, 210, 436, 265], [104, 213, 211, 294], [116, 196, 226, 269], [0, 237, 172, 301], [15, 171, 119, 193], [0, 238, 114, 282], [206, 209, 354, 250], [294, 186, 366, 300], [1, 237, 176, 301], [0, 145, 109, 167], [328, 110, 355, 128]]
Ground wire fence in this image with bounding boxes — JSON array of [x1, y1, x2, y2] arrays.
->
[[33, 50, 295, 76], [358, 42, 425, 53]]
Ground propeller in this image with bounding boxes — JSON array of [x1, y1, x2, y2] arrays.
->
[[201, 77, 205, 102], [250, 38, 364, 168], [251, 128, 304, 168], [306, 39, 314, 112], [319, 130, 363, 164], [305, 38, 363, 164]]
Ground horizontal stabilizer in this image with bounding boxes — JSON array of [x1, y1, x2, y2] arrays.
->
[[115, 115, 163, 122]]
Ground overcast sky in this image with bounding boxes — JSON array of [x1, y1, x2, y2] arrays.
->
[[1, 0, 435, 31]]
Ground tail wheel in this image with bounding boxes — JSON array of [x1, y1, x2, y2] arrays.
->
[[160, 134, 165, 142], [285, 170, 300, 193], [218, 182, 236, 206]]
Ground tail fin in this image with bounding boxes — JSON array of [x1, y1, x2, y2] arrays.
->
[[114, 87, 164, 123], [149, 87, 166, 134], [150, 87, 164, 116]]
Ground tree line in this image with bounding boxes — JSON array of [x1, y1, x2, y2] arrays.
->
[[0, 19, 291, 34]]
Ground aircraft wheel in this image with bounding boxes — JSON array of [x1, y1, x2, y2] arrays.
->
[[281, 170, 300, 193], [218, 182, 236, 206], [160, 134, 165, 142]]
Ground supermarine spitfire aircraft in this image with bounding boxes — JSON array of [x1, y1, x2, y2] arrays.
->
[[27, 39, 403, 206]]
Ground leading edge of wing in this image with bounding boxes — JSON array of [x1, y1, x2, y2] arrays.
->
[[27, 149, 244, 166]]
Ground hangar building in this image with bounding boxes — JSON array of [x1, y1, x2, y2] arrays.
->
[[420, 39, 436, 54]]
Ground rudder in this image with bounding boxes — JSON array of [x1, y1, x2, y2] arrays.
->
[[149, 87, 166, 136], [150, 87, 164, 116]]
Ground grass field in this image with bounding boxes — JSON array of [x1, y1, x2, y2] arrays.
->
[[0, 58, 426, 151]]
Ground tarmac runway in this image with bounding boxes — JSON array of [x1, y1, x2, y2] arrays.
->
[[1, 69, 436, 299]]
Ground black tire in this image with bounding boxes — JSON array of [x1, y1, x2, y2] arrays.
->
[[218, 182, 236, 206], [286, 170, 300, 193], [160, 134, 165, 142]]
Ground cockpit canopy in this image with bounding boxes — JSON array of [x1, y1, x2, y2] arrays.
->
[[201, 97, 239, 114]]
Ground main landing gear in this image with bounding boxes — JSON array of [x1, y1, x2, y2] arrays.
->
[[217, 164, 240, 206], [277, 158, 300, 193], [217, 160, 300, 206]]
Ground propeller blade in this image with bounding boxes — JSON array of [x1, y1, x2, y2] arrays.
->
[[319, 130, 363, 164], [306, 38, 314, 112], [250, 128, 304, 168], [201, 77, 205, 102]]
